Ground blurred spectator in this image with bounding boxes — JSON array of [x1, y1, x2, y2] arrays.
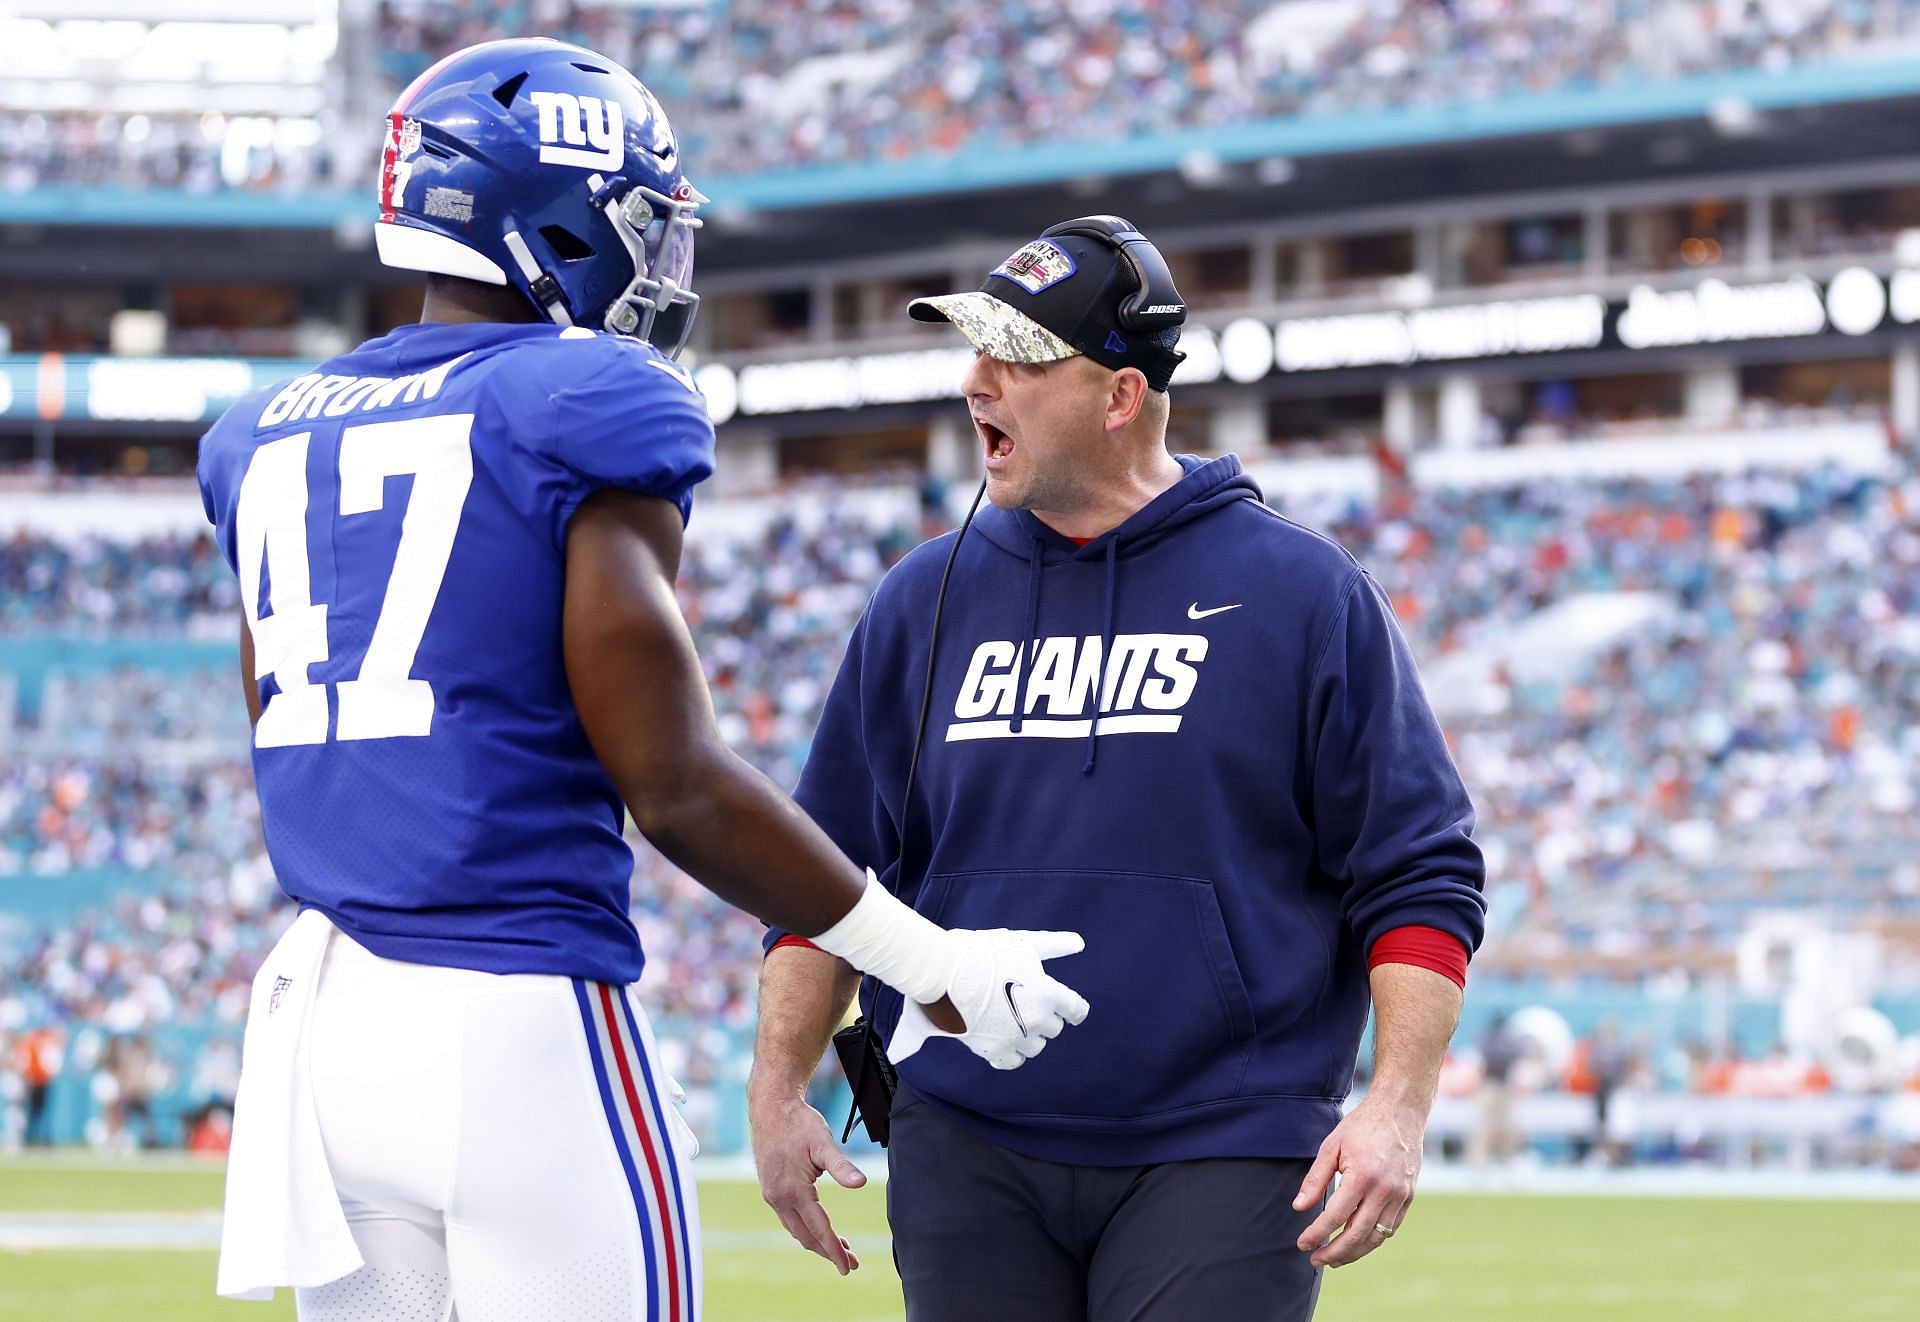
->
[[1585, 1021, 1636, 1166], [1471, 1011, 1521, 1167], [13, 1024, 63, 1146], [186, 1102, 234, 1156], [99, 1032, 165, 1152]]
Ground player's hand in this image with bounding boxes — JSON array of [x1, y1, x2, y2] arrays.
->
[[750, 1094, 866, 1275], [892, 928, 1091, 1069], [1291, 1093, 1424, 1269]]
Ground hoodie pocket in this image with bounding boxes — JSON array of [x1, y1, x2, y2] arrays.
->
[[912, 869, 1256, 1123]]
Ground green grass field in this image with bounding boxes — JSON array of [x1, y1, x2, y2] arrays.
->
[[3, 1154, 1918, 1320]]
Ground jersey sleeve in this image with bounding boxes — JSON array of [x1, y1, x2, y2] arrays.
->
[[539, 339, 717, 540], [197, 426, 238, 574], [195, 395, 272, 577]]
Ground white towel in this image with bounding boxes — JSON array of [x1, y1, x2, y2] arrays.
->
[[216, 908, 364, 1300]]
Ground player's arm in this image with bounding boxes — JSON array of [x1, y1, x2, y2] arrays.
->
[[563, 488, 1088, 1060], [237, 615, 262, 728], [750, 946, 865, 1274], [563, 488, 875, 936]]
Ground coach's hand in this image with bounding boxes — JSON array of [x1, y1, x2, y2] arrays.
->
[[893, 928, 1091, 1069], [1291, 1093, 1423, 1269], [751, 1094, 866, 1275]]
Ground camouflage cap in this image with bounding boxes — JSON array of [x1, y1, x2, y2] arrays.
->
[[908, 224, 1185, 390], [907, 290, 1080, 364]]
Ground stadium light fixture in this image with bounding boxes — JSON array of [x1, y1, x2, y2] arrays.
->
[[54, 18, 147, 62], [695, 364, 738, 426], [1179, 150, 1226, 189], [1219, 317, 1276, 383], [1256, 156, 1295, 186], [1385, 273, 1434, 309], [1824, 267, 1887, 337], [1168, 325, 1221, 386], [1708, 95, 1760, 137]]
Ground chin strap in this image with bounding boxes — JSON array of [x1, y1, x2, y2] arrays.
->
[[501, 228, 572, 328]]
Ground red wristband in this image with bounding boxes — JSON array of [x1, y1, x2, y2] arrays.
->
[[1368, 925, 1468, 989]]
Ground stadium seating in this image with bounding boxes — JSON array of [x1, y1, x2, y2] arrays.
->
[[4, 441, 1919, 1153], [5, 1, 1918, 192]]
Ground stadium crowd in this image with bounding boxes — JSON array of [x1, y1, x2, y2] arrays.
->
[[5, 448, 1920, 1152], [1344, 462, 1920, 960], [0, 529, 235, 635], [5, 0, 1918, 192]]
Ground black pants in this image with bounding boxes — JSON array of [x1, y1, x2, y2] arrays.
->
[[24, 1083, 52, 1146], [887, 1087, 1324, 1322]]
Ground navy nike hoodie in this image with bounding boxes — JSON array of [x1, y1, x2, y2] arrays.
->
[[780, 454, 1486, 1165]]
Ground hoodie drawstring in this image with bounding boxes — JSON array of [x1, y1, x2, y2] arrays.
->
[[1010, 536, 1045, 734], [1084, 537, 1118, 774]]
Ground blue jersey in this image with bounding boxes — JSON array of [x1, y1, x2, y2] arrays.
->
[[197, 321, 716, 983]]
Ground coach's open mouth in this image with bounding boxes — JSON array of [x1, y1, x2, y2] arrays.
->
[[977, 418, 1014, 461]]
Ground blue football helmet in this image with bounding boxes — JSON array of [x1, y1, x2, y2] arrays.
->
[[374, 38, 702, 355]]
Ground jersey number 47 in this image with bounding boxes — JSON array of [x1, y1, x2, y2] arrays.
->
[[236, 414, 473, 748]]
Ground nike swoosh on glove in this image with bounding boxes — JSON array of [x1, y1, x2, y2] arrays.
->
[[890, 930, 1091, 1070]]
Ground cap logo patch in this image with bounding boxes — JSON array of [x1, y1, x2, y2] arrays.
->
[[993, 240, 1077, 294]]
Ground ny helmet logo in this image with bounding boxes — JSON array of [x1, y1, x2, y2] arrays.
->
[[528, 91, 625, 170]]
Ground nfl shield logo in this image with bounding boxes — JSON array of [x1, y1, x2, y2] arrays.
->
[[397, 118, 422, 158], [268, 975, 294, 1017]]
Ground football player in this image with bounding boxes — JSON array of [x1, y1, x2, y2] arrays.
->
[[195, 39, 1089, 1322]]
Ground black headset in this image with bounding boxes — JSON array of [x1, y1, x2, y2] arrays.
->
[[1040, 215, 1186, 331]]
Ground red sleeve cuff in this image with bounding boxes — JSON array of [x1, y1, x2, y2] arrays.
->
[[1368, 925, 1469, 989], [769, 934, 821, 955]]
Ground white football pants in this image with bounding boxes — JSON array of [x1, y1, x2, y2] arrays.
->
[[295, 932, 702, 1322]]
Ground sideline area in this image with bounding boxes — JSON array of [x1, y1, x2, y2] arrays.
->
[[4, 1152, 1919, 1322]]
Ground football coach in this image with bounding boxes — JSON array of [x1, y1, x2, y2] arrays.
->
[[749, 216, 1487, 1320]]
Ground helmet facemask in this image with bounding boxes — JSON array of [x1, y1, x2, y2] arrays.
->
[[595, 176, 703, 358]]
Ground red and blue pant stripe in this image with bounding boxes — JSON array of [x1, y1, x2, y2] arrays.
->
[[574, 979, 698, 1322]]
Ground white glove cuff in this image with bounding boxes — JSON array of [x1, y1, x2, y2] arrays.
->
[[808, 870, 955, 1005]]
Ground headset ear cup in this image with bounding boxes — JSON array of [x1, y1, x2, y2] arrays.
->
[[1114, 246, 1150, 330], [1113, 237, 1184, 331]]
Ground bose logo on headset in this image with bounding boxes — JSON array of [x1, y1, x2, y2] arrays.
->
[[528, 91, 625, 171], [1142, 303, 1185, 315]]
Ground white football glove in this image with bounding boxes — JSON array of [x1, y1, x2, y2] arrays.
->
[[808, 872, 1092, 1071], [889, 928, 1091, 1069]]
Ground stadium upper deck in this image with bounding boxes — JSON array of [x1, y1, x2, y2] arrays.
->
[[0, 0, 1917, 241], [8, 1, 1920, 211], [9, 2, 1920, 482]]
